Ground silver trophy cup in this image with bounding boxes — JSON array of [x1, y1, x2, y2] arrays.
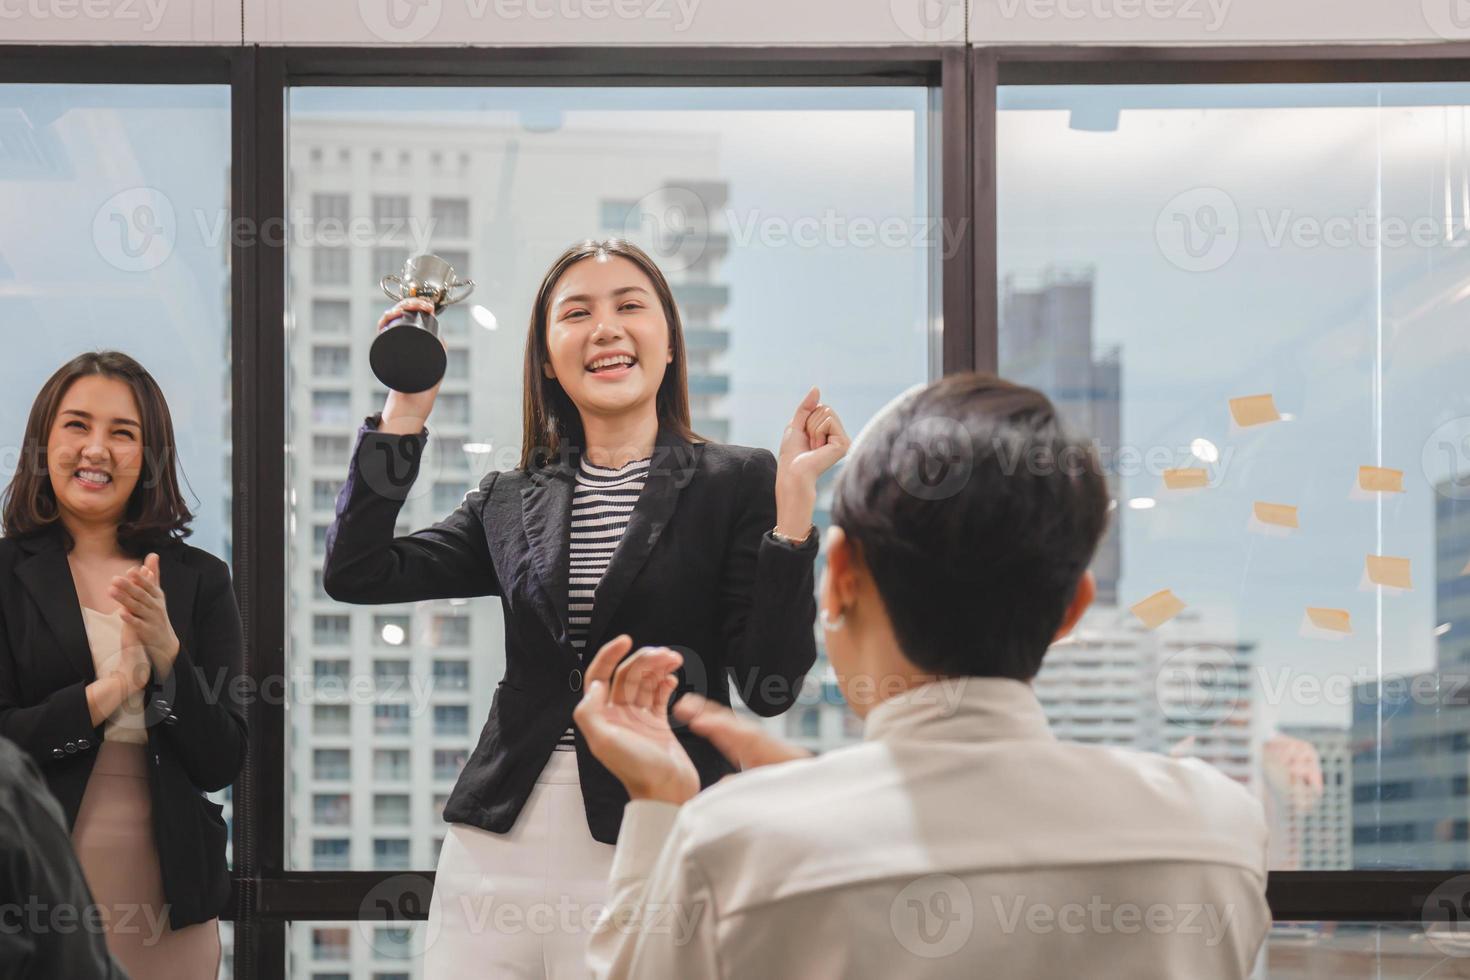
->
[[373, 253, 476, 394]]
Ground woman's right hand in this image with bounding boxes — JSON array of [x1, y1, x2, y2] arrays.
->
[[376, 297, 444, 434], [115, 618, 152, 695]]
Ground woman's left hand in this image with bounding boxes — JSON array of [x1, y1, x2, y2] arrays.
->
[[109, 553, 180, 678], [774, 386, 850, 540]]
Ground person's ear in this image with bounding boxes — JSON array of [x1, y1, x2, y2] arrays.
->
[[1053, 570, 1096, 643], [542, 361, 555, 380], [666, 348, 673, 363], [824, 526, 859, 608]]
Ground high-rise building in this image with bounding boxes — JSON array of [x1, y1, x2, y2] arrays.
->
[[1000, 267, 1122, 605], [1036, 607, 1257, 786], [1350, 476, 1470, 868], [286, 116, 731, 977], [1274, 725, 1352, 870]]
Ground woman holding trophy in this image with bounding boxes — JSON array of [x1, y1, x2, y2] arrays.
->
[[323, 238, 850, 977]]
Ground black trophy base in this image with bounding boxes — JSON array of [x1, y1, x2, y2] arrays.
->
[[371, 312, 446, 394]]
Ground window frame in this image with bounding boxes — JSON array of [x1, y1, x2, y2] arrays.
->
[[10, 39, 1470, 979]]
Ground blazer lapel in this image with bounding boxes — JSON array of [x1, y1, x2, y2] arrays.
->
[[15, 532, 97, 683], [582, 423, 701, 656], [520, 459, 576, 652]]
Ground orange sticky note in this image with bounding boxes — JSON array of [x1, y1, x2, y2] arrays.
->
[[1163, 468, 1208, 490], [1306, 607, 1352, 633], [1366, 555, 1412, 590], [1358, 466, 1404, 493], [1253, 502, 1299, 528], [1131, 589, 1186, 629], [1229, 394, 1281, 427]]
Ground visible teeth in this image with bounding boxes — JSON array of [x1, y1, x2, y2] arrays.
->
[[589, 355, 635, 372], [76, 470, 111, 484]]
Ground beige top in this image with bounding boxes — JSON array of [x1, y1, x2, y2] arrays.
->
[[81, 606, 149, 745], [589, 677, 1270, 980]]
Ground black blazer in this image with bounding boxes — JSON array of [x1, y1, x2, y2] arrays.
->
[[324, 415, 818, 844], [0, 530, 247, 929]]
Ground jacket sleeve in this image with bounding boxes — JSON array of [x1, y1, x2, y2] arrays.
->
[[322, 418, 501, 605], [0, 602, 96, 768], [153, 557, 248, 793], [718, 449, 818, 717], [587, 801, 720, 980]]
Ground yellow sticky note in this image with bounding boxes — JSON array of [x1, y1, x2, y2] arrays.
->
[[1229, 393, 1281, 427], [1163, 468, 1209, 490], [1253, 502, 1299, 528], [1366, 555, 1412, 590], [1306, 607, 1352, 633], [1131, 589, 1186, 629], [1358, 466, 1404, 493]]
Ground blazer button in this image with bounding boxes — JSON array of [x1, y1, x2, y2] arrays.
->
[[77, 738, 90, 750], [154, 699, 171, 711], [569, 668, 583, 692], [64, 742, 77, 754], [52, 748, 64, 758], [165, 714, 179, 726]]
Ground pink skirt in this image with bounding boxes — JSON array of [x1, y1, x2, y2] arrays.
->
[[71, 741, 221, 979]]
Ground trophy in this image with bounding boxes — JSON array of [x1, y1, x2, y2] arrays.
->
[[373, 253, 476, 394]]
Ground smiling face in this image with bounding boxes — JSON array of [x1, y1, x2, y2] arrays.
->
[[541, 254, 673, 420], [45, 374, 145, 529]]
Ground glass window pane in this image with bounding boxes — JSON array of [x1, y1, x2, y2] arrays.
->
[[0, 84, 234, 973], [998, 82, 1470, 871], [283, 85, 936, 942]]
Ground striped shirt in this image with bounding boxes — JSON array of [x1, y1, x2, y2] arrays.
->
[[556, 453, 651, 750]]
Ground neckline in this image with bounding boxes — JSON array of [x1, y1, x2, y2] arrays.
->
[[81, 605, 124, 619], [579, 454, 653, 475]]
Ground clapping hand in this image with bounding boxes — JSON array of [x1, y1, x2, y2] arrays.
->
[[109, 553, 180, 679], [574, 635, 701, 806]]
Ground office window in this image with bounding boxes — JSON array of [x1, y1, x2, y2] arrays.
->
[[432, 659, 470, 692], [374, 659, 411, 689], [431, 196, 470, 238], [313, 704, 350, 736], [433, 748, 468, 782], [312, 615, 350, 647], [373, 838, 411, 871], [432, 615, 470, 647], [311, 390, 352, 426], [374, 794, 411, 826], [312, 246, 350, 285], [311, 345, 350, 378], [434, 705, 469, 737], [313, 750, 350, 782], [437, 392, 470, 424], [312, 192, 350, 224], [311, 479, 342, 511], [372, 194, 409, 233], [312, 793, 350, 827], [311, 299, 352, 334], [283, 87, 932, 901], [373, 703, 411, 736], [1000, 82, 1470, 871], [445, 346, 470, 380], [374, 750, 410, 782]]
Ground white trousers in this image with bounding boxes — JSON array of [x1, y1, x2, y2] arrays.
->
[[424, 749, 615, 979]]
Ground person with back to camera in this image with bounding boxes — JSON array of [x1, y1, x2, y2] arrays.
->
[[575, 372, 1272, 980], [0, 351, 246, 979], [323, 238, 850, 978]]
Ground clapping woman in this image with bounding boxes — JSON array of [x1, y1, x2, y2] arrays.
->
[[0, 352, 247, 978]]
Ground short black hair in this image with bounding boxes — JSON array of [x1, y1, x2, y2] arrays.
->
[[831, 372, 1109, 680]]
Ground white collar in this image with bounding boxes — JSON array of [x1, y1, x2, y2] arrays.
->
[[861, 676, 1057, 744]]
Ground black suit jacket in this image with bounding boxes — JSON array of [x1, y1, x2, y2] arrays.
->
[[0, 530, 247, 929], [324, 415, 818, 844], [0, 735, 126, 979]]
